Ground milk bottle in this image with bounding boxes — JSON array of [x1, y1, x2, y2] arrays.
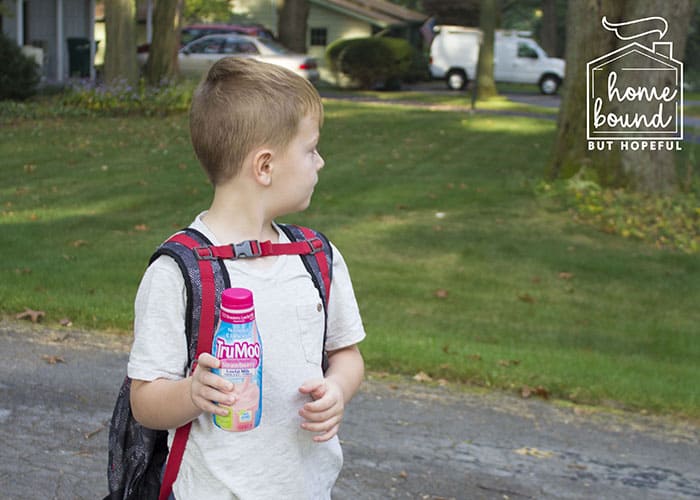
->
[[212, 287, 262, 431]]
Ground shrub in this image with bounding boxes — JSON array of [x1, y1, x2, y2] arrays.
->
[[326, 37, 419, 90], [60, 78, 195, 116], [0, 79, 195, 124], [325, 37, 356, 75], [0, 32, 41, 101], [537, 177, 700, 254]]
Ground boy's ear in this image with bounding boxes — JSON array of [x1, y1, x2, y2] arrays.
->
[[251, 149, 273, 186]]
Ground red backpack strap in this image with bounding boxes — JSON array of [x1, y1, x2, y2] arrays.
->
[[156, 225, 331, 499], [155, 229, 226, 500], [277, 224, 333, 371], [295, 226, 332, 308], [190, 237, 324, 260]]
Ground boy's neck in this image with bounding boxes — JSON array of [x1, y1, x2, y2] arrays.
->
[[202, 184, 279, 245]]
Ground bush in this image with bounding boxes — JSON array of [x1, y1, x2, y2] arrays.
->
[[0, 79, 195, 124], [0, 32, 40, 101], [537, 177, 700, 254], [60, 78, 195, 116], [325, 37, 419, 90]]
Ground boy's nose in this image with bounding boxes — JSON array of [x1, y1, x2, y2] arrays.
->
[[316, 153, 325, 171]]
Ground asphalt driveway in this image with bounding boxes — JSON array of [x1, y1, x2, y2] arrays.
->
[[1, 321, 699, 500]]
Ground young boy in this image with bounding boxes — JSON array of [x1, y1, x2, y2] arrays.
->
[[127, 57, 366, 499]]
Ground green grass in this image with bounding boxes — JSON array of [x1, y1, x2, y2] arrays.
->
[[2, 99, 699, 418], [321, 87, 558, 116]]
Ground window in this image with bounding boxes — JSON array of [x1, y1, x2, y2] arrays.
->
[[189, 38, 224, 54], [517, 43, 538, 59], [235, 41, 259, 54], [310, 28, 327, 47]]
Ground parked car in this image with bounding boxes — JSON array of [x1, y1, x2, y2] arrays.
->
[[180, 23, 274, 45], [429, 25, 565, 94], [178, 34, 320, 82], [137, 23, 275, 61]]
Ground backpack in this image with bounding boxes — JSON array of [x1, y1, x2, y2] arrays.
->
[[104, 224, 333, 500]]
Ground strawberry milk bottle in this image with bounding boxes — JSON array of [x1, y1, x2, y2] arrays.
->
[[211, 287, 263, 432]]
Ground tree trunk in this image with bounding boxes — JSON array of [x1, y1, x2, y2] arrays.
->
[[617, 0, 693, 193], [104, 0, 138, 86], [475, 0, 498, 99], [549, 0, 692, 193], [540, 0, 558, 57], [144, 0, 181, 85], [277, 0, 309, 53]]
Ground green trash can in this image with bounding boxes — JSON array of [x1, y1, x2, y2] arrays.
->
[[67, 37, 96, 77]]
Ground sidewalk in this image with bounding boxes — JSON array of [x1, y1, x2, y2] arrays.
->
[[1, 321, 699, 499]]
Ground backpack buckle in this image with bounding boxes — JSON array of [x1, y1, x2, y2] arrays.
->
[[306, 237, 322, 255], [232, 240, 262, 259], [193, 246, 217, 260]]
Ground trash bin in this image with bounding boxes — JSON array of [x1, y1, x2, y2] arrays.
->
[[67, 37, 98, 77]]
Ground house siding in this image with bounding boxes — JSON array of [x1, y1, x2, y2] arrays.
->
[[307, 3, 371, 62], [2, 0, 92, 81], [234, 0, 372, 64]]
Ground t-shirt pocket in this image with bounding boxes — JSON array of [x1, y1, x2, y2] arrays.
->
[[296, 302, 325, 366]]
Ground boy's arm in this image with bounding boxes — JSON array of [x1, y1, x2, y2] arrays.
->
[[298, 344, 365, 442], [130, 353, 237, 430]]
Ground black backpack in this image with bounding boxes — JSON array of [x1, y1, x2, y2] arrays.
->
[[104, 224, 333, 500]]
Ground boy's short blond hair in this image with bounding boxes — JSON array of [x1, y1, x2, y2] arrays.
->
[[189, 57, 323, 185]]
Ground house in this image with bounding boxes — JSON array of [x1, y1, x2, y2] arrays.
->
[[1, 0, 98, 82], [0, 0, 425, 84], [233, 0, 427, 65], [587, 40, 683, 140]]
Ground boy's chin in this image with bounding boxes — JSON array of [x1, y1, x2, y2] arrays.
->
[[277, 198, 313, 217]]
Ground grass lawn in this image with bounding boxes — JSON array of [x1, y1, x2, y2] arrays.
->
[[1, 98, 699, 418], [320, 83, 558, 117]]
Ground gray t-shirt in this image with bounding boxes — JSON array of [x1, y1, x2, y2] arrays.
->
[[128, 214, 366, 499]]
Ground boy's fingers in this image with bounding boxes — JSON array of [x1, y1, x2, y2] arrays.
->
[[300, 405, 338, 423], [194, 399, 230, 417], [199, 371, 234, 392], [312, 424, 340, 443], [197, 352, 220, 369], [301, 414, 340, 433], [299, 380, 325, 398], [199, 387, 237, 406], [301, 396, 336, 414]]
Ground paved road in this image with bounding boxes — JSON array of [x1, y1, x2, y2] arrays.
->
[[1, 321, 699, 500]]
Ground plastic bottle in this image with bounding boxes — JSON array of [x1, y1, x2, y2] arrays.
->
[[211, 287, 263, 432]]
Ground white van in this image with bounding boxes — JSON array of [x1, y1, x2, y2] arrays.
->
[[429, 25, 565, 94]]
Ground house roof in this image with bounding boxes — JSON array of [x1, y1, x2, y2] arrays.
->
[[312, 0, 427, 27]]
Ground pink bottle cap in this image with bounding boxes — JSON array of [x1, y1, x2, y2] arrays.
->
[[221, 288, 254, 311]]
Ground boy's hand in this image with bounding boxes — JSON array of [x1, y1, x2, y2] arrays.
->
[[190, 353, 237, 417], [298, 378, 345, 442]]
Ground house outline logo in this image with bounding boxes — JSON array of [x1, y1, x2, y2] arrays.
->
[[586, 16, 683, 150]]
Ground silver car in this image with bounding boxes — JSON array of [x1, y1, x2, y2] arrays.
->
[[178, 34, 319, 82]]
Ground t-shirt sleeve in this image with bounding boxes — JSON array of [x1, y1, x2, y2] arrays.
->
[[324, 243, 366, 352], [127, 255, 189, 382]]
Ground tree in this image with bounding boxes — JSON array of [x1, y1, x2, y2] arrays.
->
[[277, 0, 309, 53], [104, 0, 138, 86], [549, 0, 693, 193], [183, 0, 234, 24], [422, 0, 479, 26], [144, 0, 181, 85], [539, 0, 558, 57], [475, 0, 498, 99]]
